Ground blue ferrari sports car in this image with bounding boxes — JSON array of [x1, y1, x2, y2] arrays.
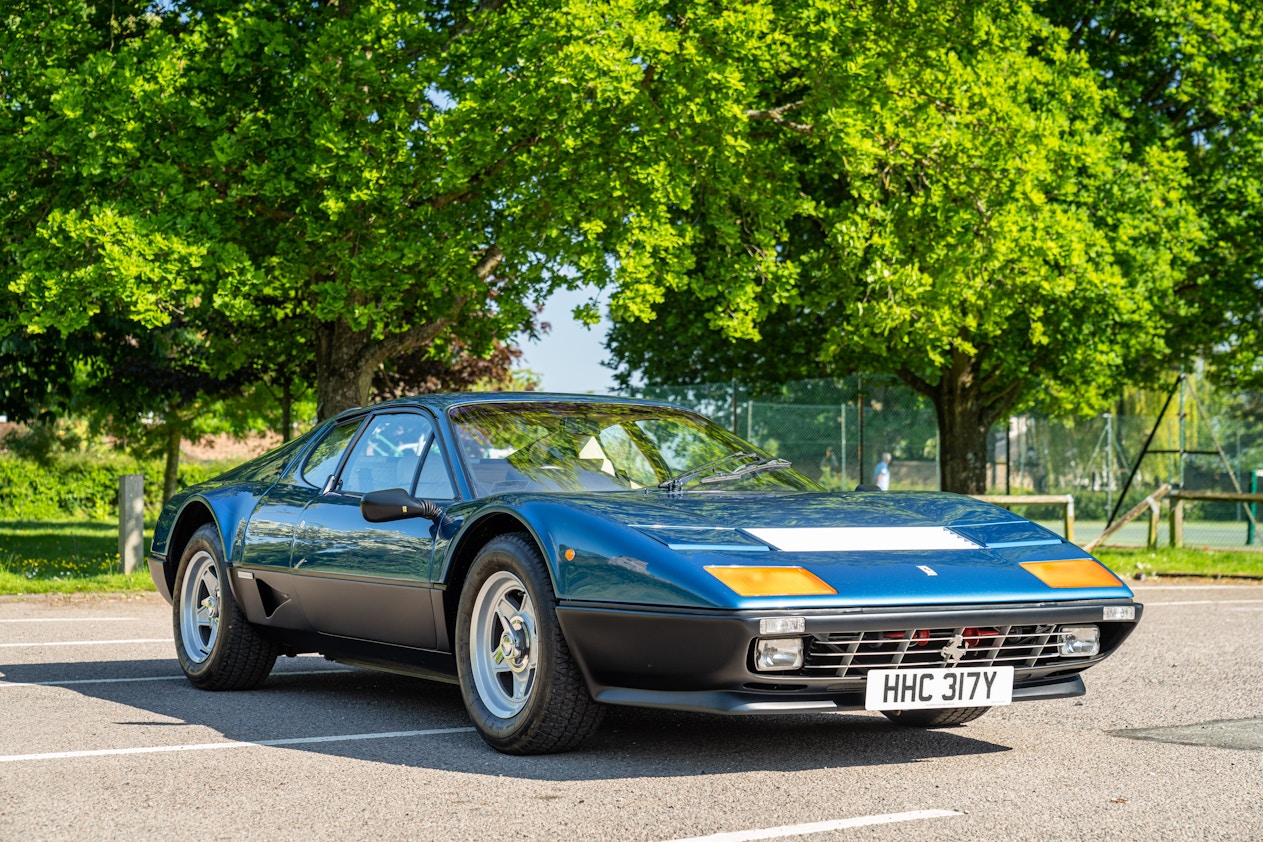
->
[[149, 393, 1141, 754]]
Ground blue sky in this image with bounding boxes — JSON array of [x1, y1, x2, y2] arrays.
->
[[514, 285, 620, 394]]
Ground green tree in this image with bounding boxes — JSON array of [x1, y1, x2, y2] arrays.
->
[[0, 0, 658, 420], [1038, 1, 1263, 388], [603, 1, 1200, 492]]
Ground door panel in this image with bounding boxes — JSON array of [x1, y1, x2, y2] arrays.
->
[[291, 493, 440, 649], [289, 411, 450, 650]]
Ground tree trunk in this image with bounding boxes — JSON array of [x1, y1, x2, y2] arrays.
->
[[162, 418, 182, 505], [933, 385, 992, 494], [311, 248, 499, 422], [912, 350, 1019, 495], [280, 378, 293, 442], [314, 317, 376, 421]]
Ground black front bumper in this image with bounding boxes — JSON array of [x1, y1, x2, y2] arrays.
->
[[556, 599, 1141, 714]]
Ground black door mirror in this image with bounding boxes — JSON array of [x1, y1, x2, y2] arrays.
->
[[360, 488, 442, 522]]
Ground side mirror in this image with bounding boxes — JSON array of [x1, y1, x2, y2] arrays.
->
[[360, 488, 442, 522]]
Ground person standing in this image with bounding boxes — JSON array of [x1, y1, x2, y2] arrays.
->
[[873, 452, 892, 491]]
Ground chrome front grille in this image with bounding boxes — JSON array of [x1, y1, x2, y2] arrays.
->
[[804, 625, 1082, 678]]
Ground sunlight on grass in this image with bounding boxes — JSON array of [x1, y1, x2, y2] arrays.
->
[[1096, 547, 1263, 581], [0, 519, 156, 595]]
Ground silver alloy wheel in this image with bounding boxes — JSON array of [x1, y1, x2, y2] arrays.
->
[[470, 570, 539, 719], [179, 549, 221, 664]]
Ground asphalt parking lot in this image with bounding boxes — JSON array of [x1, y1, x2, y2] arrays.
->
[[2, 584, 1261, 841]]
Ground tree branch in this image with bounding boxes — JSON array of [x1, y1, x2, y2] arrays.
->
[[447, 0, 510, 46], [896, 367, 935, 398], [746, 100, 813, 134], [365, 244, 501, 368], [414, 136, 540, 211]]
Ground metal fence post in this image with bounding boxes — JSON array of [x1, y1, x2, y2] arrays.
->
[[1250, 471, 1261, 546], [118, 474, 144, 574], [839, 400, 847, 486], [856, 375, 865, 484]]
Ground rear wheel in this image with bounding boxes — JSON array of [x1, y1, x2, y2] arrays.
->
[[456, 533, 602, 754], [173, 523, 278, 690], [882, 707, 991, 727]]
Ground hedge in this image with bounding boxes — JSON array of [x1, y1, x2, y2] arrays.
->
[[0, 455, 232, 520]]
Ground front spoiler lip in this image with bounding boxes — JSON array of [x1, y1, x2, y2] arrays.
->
[[594, 674, 1087, 715]]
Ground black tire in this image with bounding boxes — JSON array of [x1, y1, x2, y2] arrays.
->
[[455, 533, 603, 754], [882, 706, 991, 727], [172, 523, 278, 690]]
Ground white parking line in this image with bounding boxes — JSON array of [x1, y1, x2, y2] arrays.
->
[[0, 638, 173, 648], [0, 727, 477, 763], [1142, 599, 1263, 607], [0, 668, 353, 688], [0, 617, 134, 623], [662, 810, 963, 842], [1132, 584, 1263, 590]]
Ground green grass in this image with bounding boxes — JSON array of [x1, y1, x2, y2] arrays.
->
[[1095, 546, 1263, 580], [0, 519, 156, 595]]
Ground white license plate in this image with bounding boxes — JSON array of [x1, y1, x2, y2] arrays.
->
[[864, 666, 1014, 711]]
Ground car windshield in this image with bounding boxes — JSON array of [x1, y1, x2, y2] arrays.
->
[[449, 401, 821, 496]]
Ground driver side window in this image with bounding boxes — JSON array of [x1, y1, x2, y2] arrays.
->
[[339, 413, 433, 494]]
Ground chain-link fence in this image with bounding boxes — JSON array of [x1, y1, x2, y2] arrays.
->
[[634, 374, 1263, 549]]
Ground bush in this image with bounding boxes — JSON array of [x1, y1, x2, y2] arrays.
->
[[0, 454, 235, 519]]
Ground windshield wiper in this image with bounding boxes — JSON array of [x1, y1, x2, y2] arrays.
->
[[657, 452, 758, 493], [698, 457, 792, 485]]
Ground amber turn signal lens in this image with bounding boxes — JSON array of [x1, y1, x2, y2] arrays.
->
[[1020, 559, 1123, 589], [705, 566, 837, 597]]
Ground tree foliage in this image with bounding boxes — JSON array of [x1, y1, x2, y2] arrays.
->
[[3, 0, 1251, 497], [603, 0, 1201, 492], [1038, 0, 1263, 388], [0, 0, 655, 421]]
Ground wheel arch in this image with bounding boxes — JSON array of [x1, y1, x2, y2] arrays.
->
[[440, 510, 555, 647], [162, 501, 221, 600]]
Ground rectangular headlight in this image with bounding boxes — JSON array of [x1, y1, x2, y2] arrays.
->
[[1060, 625, 1101, 657], [754, 638, 804, 671]]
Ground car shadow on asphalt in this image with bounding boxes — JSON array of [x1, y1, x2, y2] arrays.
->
[[3, 658, 1011, 779]]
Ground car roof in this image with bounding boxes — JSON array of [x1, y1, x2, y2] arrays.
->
[[332, 392, 684, 420]]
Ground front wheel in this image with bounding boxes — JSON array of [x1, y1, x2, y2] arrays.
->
[[173, 523, 278, 690], [456, 534, 602, 754], [882, 706, 991, 727]]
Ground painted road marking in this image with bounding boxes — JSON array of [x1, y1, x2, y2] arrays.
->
[[0, 638, 173, 648], [0, 668, 354, 688], [0, 727, 477, 763], [662, 810, 963, 842], [1132, 584, 1263, 590], [1142, 599, 1263, 607], [0, 617, 134, 623]]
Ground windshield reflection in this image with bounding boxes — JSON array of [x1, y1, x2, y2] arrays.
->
[[449, 401, 821, 496]]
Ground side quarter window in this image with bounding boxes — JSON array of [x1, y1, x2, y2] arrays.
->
[[302, 420, 364, 490]]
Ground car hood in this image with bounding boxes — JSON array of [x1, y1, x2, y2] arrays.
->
[[496, 490, 1132, 608]]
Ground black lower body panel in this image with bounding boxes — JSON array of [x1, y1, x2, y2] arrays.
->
[[556, 600, 1138, 715]]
